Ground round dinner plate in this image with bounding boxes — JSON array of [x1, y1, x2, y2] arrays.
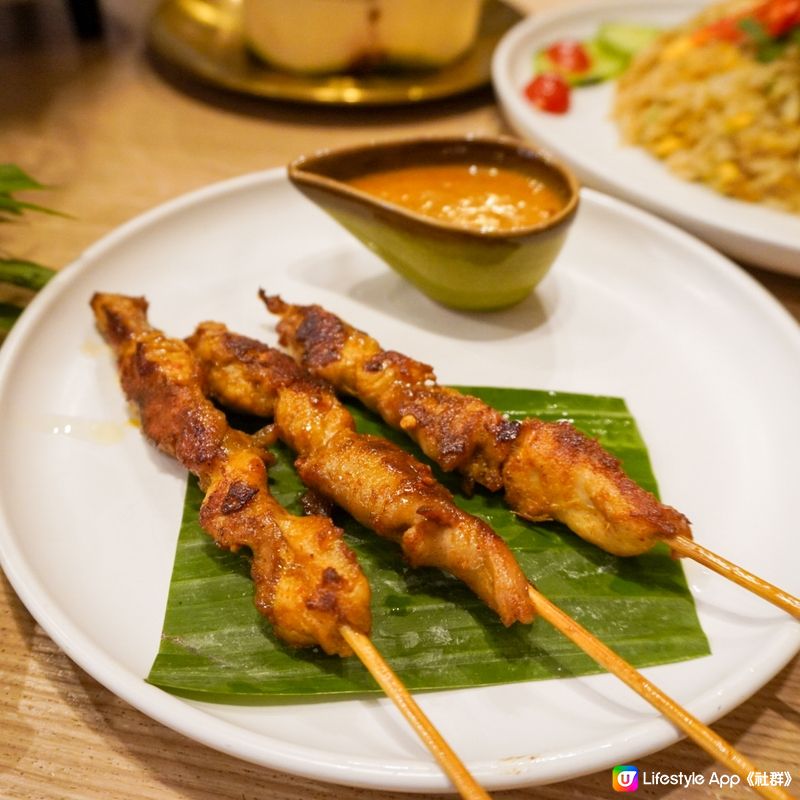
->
[[0, 169, 798, 793], [492, 0, 800, 277]]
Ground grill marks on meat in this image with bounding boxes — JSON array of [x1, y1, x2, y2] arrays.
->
[[186, 322, 304, 419], [265, 293, 516, 492], [188, 321, 535, 627], [503, 419, 691, 557], [265, 296, 692, 558], [91, 293, 370, 656]]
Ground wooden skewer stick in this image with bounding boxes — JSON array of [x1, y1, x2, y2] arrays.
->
[[670, 535, 800, 619], [340, 625, 491, 800], [527, 586, 796, 800]]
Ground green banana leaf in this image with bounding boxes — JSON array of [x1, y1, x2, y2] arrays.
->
[[148, 388, 709, 700]]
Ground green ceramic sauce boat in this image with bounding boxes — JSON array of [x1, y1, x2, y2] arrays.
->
[[287, 136, 580, 311]]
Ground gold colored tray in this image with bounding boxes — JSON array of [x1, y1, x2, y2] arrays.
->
[[147, 0, 522, 106]]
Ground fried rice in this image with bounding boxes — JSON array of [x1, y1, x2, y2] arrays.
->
[[613, 0, 800, 213]]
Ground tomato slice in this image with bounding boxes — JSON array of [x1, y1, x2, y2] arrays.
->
[[754, 0, 800, 36], [524, 73, 571, 114], [545, 39, 591, 73], [692, 16, 746, 44], [693, 0, 800, 44]]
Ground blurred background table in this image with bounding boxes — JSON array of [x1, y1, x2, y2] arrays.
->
[[1, 1, 798, 798]]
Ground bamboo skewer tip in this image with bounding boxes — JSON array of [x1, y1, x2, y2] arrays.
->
[[526, 585, 796, 800]]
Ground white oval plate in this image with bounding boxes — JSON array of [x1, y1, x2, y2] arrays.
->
[[0, 170, 798, 793], [492, 0, 800, 277]]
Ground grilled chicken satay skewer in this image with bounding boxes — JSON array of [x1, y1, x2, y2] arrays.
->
[[187, 322, 792, 800], [90, 293, 491, 800], [91, 294, 369, 654], [265, 294, 800, 620], [186, 323, 536, 628]]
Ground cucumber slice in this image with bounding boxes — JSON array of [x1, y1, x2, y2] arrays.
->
[[533, 40, 626, 85], [532, 21, 659, 88], [576, 40, 627, 84], [597, 22, 662, 59]]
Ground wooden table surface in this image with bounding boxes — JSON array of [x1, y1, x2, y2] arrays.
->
[[1, 1, 798, 798]]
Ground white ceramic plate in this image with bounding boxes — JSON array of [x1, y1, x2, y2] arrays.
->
[[0, 170, 798, 794], [492, 0, 800, 277]]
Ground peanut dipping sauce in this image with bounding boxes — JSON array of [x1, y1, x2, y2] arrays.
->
[[348, 163, 566, 233]]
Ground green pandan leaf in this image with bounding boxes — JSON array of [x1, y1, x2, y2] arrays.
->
[[0, 165, 68, 221], [148, 388, 708, 700], [0, 163, 45, 194], [0, 258, 56, 291], [0, 303, 23, 336], [0, 194, 66, 220]]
